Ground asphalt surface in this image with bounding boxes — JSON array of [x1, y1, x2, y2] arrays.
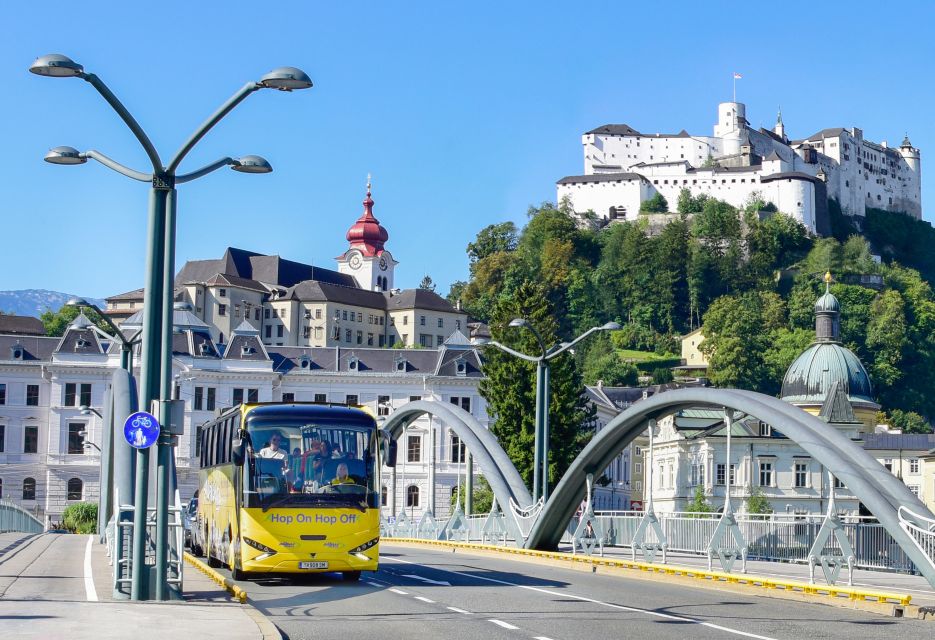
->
[[225, 542, 934, 640]]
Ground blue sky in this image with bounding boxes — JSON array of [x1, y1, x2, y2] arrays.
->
[[3, 2, 933, 300]]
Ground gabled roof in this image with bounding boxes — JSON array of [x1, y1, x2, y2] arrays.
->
[[267, 346, 482, 378], [385, 289, 461, 314], [0, 335, 57, 361], [805, 127, 848, 142], [286, 280, 387, 307], [556, 172, 645, 185], [174, 247, 356, 290], [764, 151, 783, 162], [586, 124, 642, 136], [106, 287, 144, 302], [0, 315, 45, 336]]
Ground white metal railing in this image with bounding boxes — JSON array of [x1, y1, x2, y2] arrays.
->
[[898, 506, 935, 573], [0, 499, 44, 534]]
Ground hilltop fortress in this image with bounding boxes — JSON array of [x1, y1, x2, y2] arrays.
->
[[557, 101, 921, 233]]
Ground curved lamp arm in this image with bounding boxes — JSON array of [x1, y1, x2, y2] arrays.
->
[[176, 157, 236, 184], [167, 82, 260, 174], [84, 150, 152, 182], [545, 326, 601, 360], [82, 74, 163, 172], [478, 339, 541, 363]]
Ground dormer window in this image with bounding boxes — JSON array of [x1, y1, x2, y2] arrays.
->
[[199, 342, 212, 356], [455, 357, 467, 377], [395, 356, 407, 372], [241, 344, 255, 356], [348, 356, 359, 372], [299, 355, 311, 369], [75, 338, 89, 350], [11, 344, 23, 360]]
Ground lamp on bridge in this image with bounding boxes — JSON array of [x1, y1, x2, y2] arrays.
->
[[473, 320, 620, 502]]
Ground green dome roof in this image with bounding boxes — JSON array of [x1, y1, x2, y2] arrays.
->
[[815, 291, 839, 313], [780, 342, 873, 404]]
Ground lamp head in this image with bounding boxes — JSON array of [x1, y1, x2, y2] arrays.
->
[[231, 155, 273, 174], [507, 318, 527, 328], [259, 67, 313, 91], [470, 337, 490, 346], [29, 54, 84, 78], [45, 146, 87, 165], [78, 406, 91, 416], [65, 296, 90, 308], [601, 321, 622, 331]]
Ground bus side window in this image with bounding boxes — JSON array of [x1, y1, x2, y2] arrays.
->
[[208, 426, 217, 467], [222, 419, 231, 464]]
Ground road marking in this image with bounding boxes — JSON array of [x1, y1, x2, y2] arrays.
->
[[389, 588, 409, 595], [489, 619, 519, 630], [381, 556, 776, 640], [447, 606, 473, 614], [414, 596, 435, 603], [401, 573, 451, 586], [83, 535, 98, 602], [365, 581, 382, 587], [533, 637, 555, 640]]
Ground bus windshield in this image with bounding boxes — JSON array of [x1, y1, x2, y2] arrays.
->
[[246, 421, 377, 510]]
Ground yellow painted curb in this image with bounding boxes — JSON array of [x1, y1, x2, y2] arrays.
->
[[184, 552, 248, 604], [384, 537, 913, 608]]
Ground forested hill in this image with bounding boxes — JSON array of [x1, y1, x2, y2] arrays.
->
[[450, 193, 935, 432]]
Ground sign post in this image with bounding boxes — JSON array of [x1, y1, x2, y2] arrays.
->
[[124, 411, 160, 450]]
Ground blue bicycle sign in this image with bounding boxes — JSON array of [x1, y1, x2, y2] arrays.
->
[[123, 411, 160, 449]]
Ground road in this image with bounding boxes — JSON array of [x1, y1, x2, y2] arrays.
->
[[229, 542, 932, 640]]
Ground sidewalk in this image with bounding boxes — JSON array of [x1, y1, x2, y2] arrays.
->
[[0, 532, 279, 640], [561, 542, 935, 606]]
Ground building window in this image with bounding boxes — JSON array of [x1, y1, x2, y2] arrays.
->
[[346, 394, 359, 406], [68, 423, 85, 454], [437, 335, 445, 346], [406, 485, 420, 507], [65, 383, 77, 407], [218, 304, 227, 316], [24, 425, 37, 454], [314, 393, 327, 403], [303, 326, 311, 339], [367, 333, 374, 346], [194, 387, 204, 410], [206, 387, 216, 411], [345, 329, 352, 343], [456, 320, 461, 330], [378, 335, 385, 347], [437, 318, 443, 328], [833, 476, 845, 489], [402, 316, 408, 326], [0, 424, 4, 452], [248, 389, 258, 403], [420, 316, 426, 326], [0, 383, 4, 405], [758, 461, 773, 487], [22, 477, 36, 501], [908, 485, 920, 497], [407, 435, 421, 462], [378, 395, 391, 416], [67, 478, 83, 501], [277, 325, 284, 338], [758, 421, 772, 437], [409, 396, 421, 402], [255, 308, 261, 321], [282, 392, 295, 403], [450, 396, 471, 413], [26, 385, 39, 406], [419, 334, 431, 347], [794, 462, 808, 488], [233, 388, 244, 406], [381, 485, 387, 505], [450, 434, 466, 463], [715, 463, 736, 486], [883, 458, 893, 472], [357, 330, 363, 344], [218, 288, 227, 298], [910, 459, 920, 474], [265, 325, 272, 339], [264, 308, 271, 319]]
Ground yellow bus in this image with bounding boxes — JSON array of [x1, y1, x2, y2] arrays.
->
[[191, 402, 393, 581]]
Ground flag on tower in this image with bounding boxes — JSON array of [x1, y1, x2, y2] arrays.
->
[[733, 72, 743, 79]]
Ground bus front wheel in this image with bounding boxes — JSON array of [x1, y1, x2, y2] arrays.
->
[[343, 571, 361, 582]]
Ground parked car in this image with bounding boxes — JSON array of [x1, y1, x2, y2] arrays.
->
[[182, 495, 198, 549]]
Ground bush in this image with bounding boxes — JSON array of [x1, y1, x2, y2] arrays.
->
[[62, 502, 97, 534], [651, 367, 674, 384], [686, 487, 714, 516], [639, 193, 669, 214]]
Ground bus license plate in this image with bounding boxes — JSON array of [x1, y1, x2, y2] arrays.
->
[[299, 561, 328, 569]]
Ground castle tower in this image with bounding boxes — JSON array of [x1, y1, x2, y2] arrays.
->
[[900, 133, 921, 173], [714, 101, 747, 156], [336, 177, 398, 291], [774, 107, 786, 141]]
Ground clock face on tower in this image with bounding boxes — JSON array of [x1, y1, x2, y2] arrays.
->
[[379, 256, 388, 271], [348, 252, 362, 269]]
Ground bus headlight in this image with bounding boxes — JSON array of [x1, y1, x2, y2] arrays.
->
[[348, 537, 379, 555], [243, 536, 278, 556]]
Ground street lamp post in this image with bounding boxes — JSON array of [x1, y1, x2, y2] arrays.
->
[[32, 55, 312, 600], [474, 320, 620, 503]]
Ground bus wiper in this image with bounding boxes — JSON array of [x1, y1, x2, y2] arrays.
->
[[262, 493, 304, 512]]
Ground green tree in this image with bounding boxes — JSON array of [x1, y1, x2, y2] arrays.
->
[[745, 486, 773, 515], [40, 304, 110, 338], [651, 367, 674, 384], [686, 487, 714, 516], [62, 502, 98, 534], [419, 275, 436, 292], [639, 193, 669, 214], [450, 477, 494, 514], [676, 188, 709, 214], [479, 281, 595, 490], [467, 222, 518, 268], [581, 339, 639, 386], [882, 409, 932, 434]]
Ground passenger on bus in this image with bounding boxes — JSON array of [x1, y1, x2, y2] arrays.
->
[[257, 433, 287, 461], [330, 462, 355, 485]]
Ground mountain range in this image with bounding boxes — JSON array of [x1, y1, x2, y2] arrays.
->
[[0, 290, 106, 319]]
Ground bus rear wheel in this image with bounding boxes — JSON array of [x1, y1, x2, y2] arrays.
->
[[342, 571, 361, 582]]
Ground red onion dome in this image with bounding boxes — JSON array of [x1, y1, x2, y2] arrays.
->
[[345, 180, 388, 257]]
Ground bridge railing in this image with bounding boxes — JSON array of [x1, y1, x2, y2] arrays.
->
[[0, 499, 45, 534]]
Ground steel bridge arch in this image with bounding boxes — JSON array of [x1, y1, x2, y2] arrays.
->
[[381, 401, 533, 533], [525, 388, 935, 587]]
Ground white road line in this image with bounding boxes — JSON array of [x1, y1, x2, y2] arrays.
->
[[381, 556, 776, 640], [389, 588, 409, 595], [447, 606, 473, 614], [533, 637, 555, 640], [414, 596, 435, 603], [365, 581, 382, 587], [83, 535, 98, 602], [489, 619, 520, 630]]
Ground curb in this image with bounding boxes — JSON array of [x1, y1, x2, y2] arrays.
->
[[184, 553, 282, 639], [383, 538, 920, 618]]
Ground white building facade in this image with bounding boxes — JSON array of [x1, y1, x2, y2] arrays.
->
[[558, 101, 921, 232]]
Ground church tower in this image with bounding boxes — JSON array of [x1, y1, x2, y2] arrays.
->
[[336, 177, 398, 291], [773, 107, 786, 142]]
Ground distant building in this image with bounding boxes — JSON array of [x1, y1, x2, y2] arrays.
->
[[679, 328, 708, 371], [558, 101, 922, 232], [0, 315, 45, 336], [106, 181, 468, 350]]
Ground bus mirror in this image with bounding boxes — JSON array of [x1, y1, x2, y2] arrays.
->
[[385, 439, 397, 468], [232, 438, 245, 466]]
